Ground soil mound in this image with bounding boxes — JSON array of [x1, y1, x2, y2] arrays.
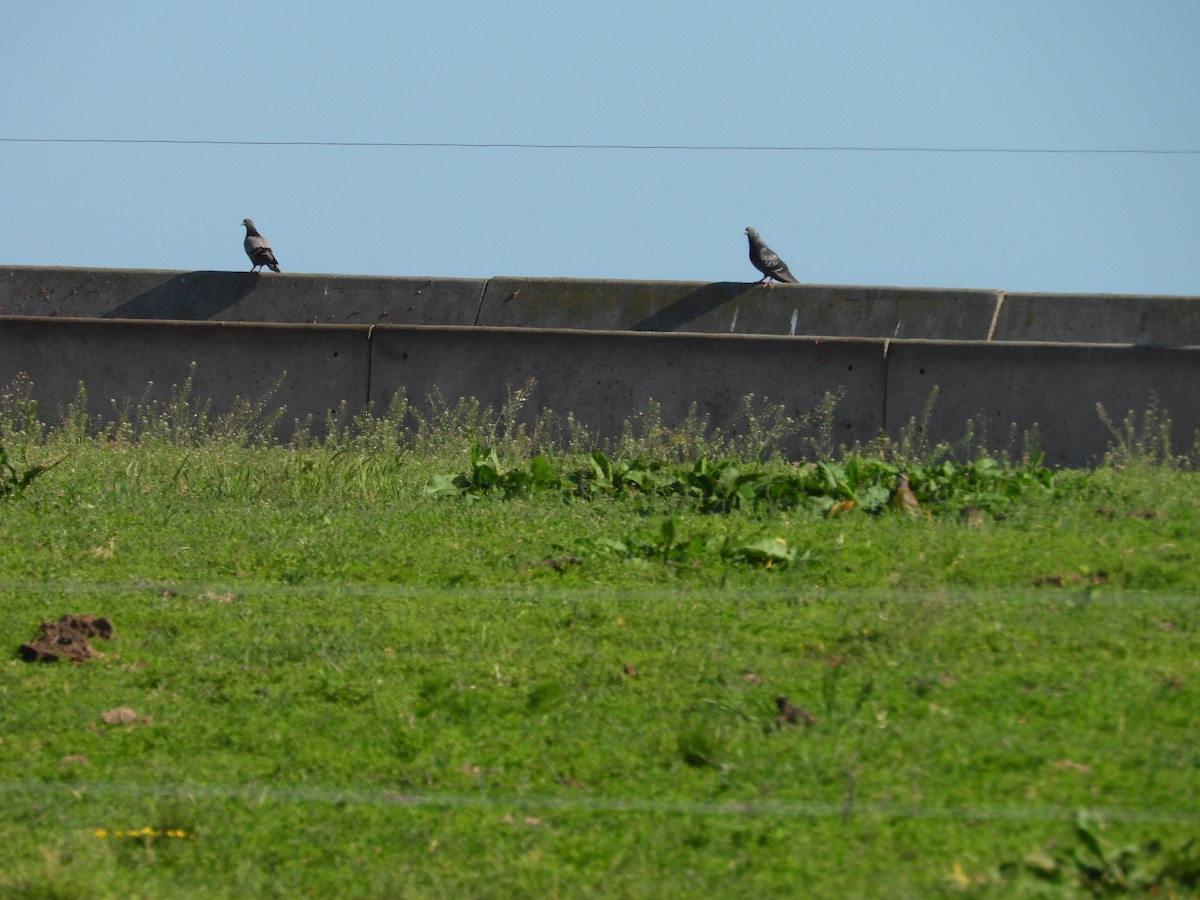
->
[[18, 614, 114, 663]]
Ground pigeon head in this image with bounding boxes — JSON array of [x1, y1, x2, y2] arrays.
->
[[242, 218, 256, 230], [745, 227, 759, 239]]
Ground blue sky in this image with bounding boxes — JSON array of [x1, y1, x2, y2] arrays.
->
[[3, 2, 1197, 294]]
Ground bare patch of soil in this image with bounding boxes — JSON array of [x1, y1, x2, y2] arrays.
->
[[17, 614, 114, 663]]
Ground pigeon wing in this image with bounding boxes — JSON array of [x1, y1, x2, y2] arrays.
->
[[749, 233, 799, 283], [244, 231, 281, 272]]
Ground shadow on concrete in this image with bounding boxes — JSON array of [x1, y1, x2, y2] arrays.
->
[[103, 271, 262, 320], [629, 281, 759, 332]]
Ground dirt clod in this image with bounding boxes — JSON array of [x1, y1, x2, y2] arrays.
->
[[539, 555, 582, 573], [17, 614, 114, 663], [101, 706, 139, 725], [775, 695, 816, 727]]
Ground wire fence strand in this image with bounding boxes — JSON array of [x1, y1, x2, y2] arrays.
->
[[2, 781, 1197, 824], [1, 578, 1195, 605]]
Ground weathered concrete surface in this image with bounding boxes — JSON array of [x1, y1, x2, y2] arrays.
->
[[6, 266, 1200, 345], [885, 340, 1200, 467], [478, 276, 1002, 339], [3, 313, 1198, 465], [0, 316, 370, 437], [4, 265, 1200, 466], [992, 292, 1200, 345], [0, 266, 484, 326], [370, 325, 886, 449]]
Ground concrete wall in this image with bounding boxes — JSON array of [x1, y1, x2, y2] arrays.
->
[[369, 326, 886, 451], [0, 267, 484, 326], [885, 340, 1200, 465], [0, 317, 369, 438], [3, 314, 1198, 466], [476, 277, 1004, 340], [3, 266, 1198, 466], [991, 292, 1200, 345], [5, 266, 1200, 344]]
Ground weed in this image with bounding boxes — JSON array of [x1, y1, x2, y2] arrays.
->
[[1098, 393, 1186, 470], [426, 440, 1054, 519], [994, 814, 1200, 895], [798, 387, 844, 461], [0, 372, 45, 451], [0, 441, 64, 499], [576, 517, 807, 570]]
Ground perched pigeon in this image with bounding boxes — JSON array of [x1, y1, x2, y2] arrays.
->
[[242, 219, 281, 273], [745, 227, 798, 286]]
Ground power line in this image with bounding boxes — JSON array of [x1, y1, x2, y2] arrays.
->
[[1, 137, 1198, 155]]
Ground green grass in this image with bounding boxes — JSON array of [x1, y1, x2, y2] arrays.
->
[[1, 387, 1199, 897]]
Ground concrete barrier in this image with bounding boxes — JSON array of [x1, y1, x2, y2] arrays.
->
[[0, 316, 370, 437], [5, 266, 1200, 344], [3, 315, 1197, 464], [885, 340, 1200, 467], [0, 266, 485, 326], [369, 325, 886, 450], [3, 267, 1199, 465], [477, 276, 1002, 339], [992, 292, 1200, 345]]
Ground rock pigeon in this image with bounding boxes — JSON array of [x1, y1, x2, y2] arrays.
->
[[242, 219, 281, 273], [745, 227, 798, 286]]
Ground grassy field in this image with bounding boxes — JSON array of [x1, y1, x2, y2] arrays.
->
[[1, 388, 1198, 897]]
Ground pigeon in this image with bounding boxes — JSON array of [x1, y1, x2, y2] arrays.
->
[[745, 227, 798, 286], [242, 219, 281, 273]]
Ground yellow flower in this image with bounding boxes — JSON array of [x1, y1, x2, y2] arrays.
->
[[947, 862, 971, 889], [93, 829, 108, 839]]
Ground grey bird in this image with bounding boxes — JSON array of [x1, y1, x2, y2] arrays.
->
[[745, 227, 798, 286], [242, 219, 281, 273]]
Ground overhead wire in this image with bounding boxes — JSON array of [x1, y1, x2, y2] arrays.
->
[[0, 137, 1197, 155]]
